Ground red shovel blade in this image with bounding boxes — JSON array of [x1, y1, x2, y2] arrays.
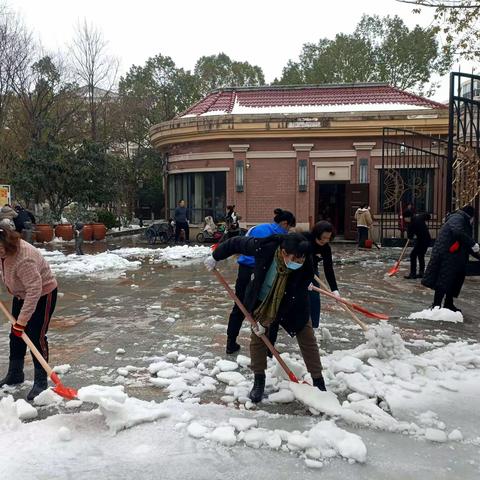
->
[[50, 372, 78, 400], [387, 262, 399, 276], [350, 303, 389, 320]]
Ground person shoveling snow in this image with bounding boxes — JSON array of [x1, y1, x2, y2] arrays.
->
[[205, 233, 328, 404]]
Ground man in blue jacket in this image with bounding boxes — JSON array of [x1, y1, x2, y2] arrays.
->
[[225, 209, 296, 354]]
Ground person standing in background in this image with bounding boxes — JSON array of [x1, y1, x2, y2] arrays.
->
[[174, 199, 190, 243]]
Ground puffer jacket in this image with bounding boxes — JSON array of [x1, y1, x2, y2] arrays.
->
[[355, 208, 373, 228], [422, 210, 475, 295]]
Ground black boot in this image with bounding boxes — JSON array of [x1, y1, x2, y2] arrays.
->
[[249, 374, 265, 403], [312, 375, 327, 391], [404, 273, 417, 279], [226, 337, 240, 355], [443, 302, 462, 313], [0, 358, 25, 387], [27, 367, 48, 401], [417, 270, 424, 279]]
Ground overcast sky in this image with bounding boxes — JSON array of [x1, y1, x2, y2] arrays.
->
[[7, 0, 475, 101]]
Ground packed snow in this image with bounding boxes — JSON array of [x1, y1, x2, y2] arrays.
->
[[409, 307, 464, 323]]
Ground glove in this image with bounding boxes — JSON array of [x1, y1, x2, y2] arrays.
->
[[11, 322, 25, 338], [473, 243, 480, 253], [308, 282, 314, 291], [251, 322, 266, 337], [204, 255, 217, 271], [332, 290, 341, 298]]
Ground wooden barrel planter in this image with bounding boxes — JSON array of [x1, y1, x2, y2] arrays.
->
[[92, 223, 107, 241], [83, 223, 94, 241], [55, 224, 74, 241], [35, 224, 54, 243]]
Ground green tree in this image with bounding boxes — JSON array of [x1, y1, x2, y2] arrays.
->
[[194, 53, 265, 95], [276, 15, 451, 95], [396, 0, 480, 59]]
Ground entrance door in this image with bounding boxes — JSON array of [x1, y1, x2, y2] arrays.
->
[[315, 183, 346, 235], [344, 183, 369, 240]]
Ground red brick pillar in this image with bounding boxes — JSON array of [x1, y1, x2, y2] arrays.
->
[[229, 144, 250, 225], [293, 143, 314, 230]]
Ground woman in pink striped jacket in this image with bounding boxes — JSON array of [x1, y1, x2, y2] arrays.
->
[[0, 226, 58, 400]]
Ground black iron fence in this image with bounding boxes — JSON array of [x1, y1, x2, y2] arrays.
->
[[380, 128, 449, 246]]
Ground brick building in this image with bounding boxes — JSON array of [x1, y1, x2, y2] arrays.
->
[[150, 83, 448, 240]]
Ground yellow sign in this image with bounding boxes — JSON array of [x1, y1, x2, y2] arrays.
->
[[0, 185, 11, 207]]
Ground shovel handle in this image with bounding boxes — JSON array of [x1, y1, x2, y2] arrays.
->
[[313, 275, 368, 331], [211, 268, 300, 383], [0, 300, 54, 377]]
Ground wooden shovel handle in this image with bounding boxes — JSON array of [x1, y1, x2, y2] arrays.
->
[[313, 275, 368, 331], [0, 300, 53, 376], [397, 239, 410, 265], [211, 268, 299, 383]]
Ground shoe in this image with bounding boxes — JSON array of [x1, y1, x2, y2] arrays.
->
[[27, 367, 48, 401], [226, 337, 240, 355], [443, 304, 462, 313], [404, 273, 417, 279], [0, 358, 25, 387], [312, 375, 327, 391], [249, 374, 265, 403]]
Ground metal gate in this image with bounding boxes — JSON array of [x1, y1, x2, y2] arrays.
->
[[380, 127, 449, 246], [448, 72, 480, 243]]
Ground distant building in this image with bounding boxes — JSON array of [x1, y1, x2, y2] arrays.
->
[[150, 83, 448, 239]]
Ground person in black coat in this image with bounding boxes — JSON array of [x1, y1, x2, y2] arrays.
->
[[422, 205, 479, 311], [403, 212, 432, 279], [13, 205, 36, 233], [205, 233, 326, 403]]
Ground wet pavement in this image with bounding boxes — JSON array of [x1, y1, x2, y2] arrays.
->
[[1, 235, 479, 410]]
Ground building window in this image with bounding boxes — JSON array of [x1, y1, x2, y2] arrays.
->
[[359, 158, 368, 183], [168, 172, 226, 224], [298, 160, 307, 192], [379, 168, 434, 213], [236, 160, 244, 192]]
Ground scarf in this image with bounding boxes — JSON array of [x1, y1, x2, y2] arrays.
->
[[254, 248, 291, 325]]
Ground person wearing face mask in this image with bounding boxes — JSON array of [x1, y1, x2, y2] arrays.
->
[[422, 205, 479, 312], [205, 233, 326, 403], [0, 226, 58, 400], [224, 208, 296, 354]]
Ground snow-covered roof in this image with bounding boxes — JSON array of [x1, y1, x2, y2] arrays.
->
[[180, 84, 446, 118]]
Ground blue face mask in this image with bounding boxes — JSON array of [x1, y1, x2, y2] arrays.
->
[[286, 260, 303, 270]]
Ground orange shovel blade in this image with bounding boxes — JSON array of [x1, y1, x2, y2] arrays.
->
[[387, 263, 399, 276], [50, 372, 78, 400]]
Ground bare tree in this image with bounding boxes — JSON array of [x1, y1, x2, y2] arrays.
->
[[69, 19, 119, 141], [0, 2, 33, 129]]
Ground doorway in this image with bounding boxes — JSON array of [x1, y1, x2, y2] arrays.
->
[[315, 183, 346, 235]]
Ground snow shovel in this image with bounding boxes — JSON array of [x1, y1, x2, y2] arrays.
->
[[387, 240, 410, 276], [313, 275, 368, 331], [308, 284, 389, 320], [211, 268, 307, 384], [0, 300, 78, 400]]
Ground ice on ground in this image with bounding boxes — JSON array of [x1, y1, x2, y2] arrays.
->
[[0, 396, 21, 431], [425, 428, 448, 442], [53, 364, 71, 375], [409, 307, 464, 323], [289, 383, 342, 415], [77, 385, 169, 433], [58, 426, 72, 441], [274, 353, 307, 381], [229, 417, 258, 431], [216, 372, 246, 385], [236, 355, 251, 368], [268, 389, 296, 403], [216, 360, 238, 372], [15, 399, 38, 420], [33, 389, 64, 406], [364, 324, 411, 360], [206, 425, 237, 446]]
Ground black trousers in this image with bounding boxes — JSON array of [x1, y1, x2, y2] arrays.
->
[[175, 222, 189, 242], [410, 243, 428, 275], [358, 227, 369, 247], [227, 264, 254, 339], [10, 289, 57, 369]]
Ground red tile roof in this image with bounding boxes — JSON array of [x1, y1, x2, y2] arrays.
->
[[180, 83, 445, 116]]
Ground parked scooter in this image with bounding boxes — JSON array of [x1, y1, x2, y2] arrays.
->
[[196, 216, 226, 243]]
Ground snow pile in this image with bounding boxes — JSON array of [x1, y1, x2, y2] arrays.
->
[[77, 385, 169, 433], [408, 307, 463, 323], [363, 324, 411, 360], [185, 415, 367, 464], [40, 250, 141, 278], [148, 353, 218, 400], [110, 245, 210, 264], [0, 396, 21, 431]]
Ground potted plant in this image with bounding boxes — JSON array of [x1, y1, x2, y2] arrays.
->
[[64, 203, 97, 241], [35, 208, 54, 243]]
